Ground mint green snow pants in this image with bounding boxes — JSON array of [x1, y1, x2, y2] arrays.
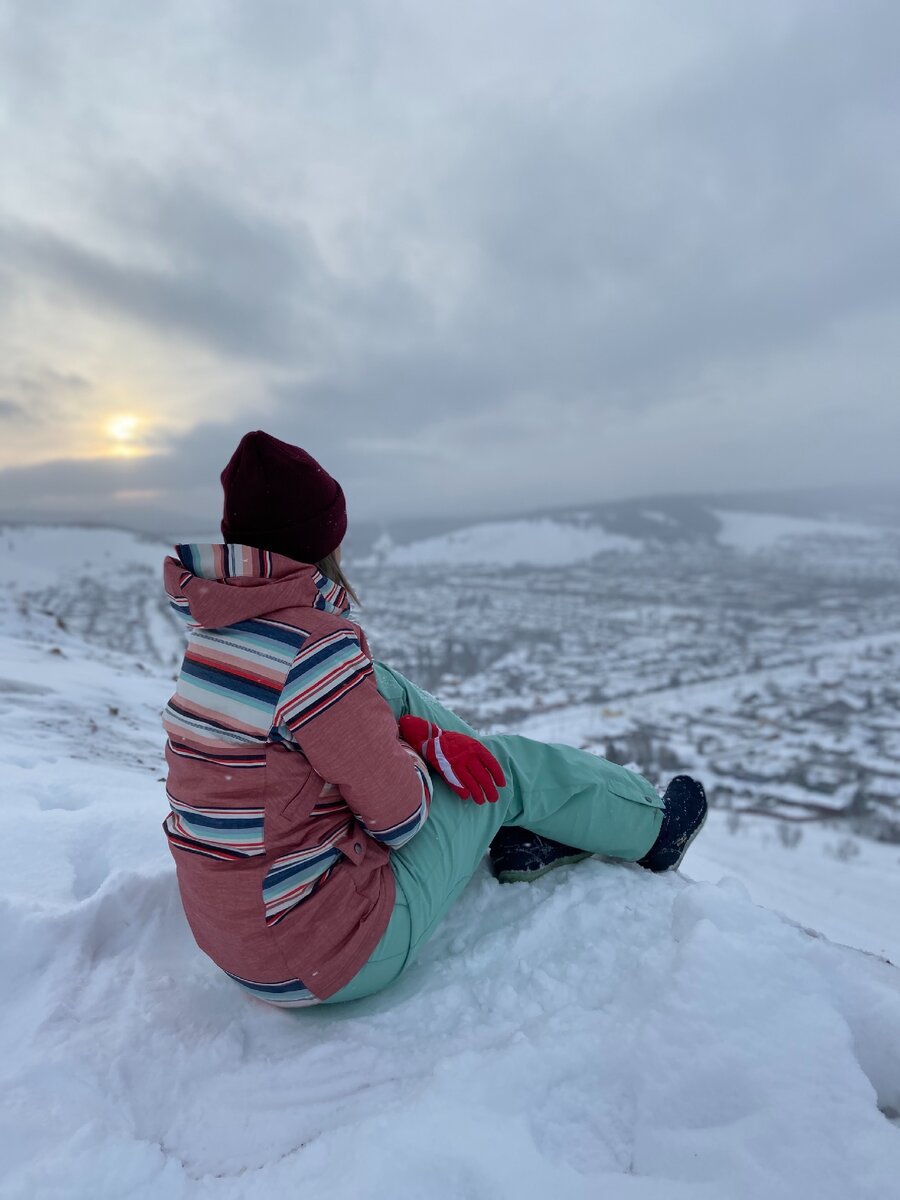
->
[[323, 661, 664, 1003]]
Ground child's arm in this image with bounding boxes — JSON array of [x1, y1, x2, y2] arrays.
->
[[273, 627, 432, 848]]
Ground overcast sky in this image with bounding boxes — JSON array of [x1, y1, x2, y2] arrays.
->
[[1, 0, 898, 534]]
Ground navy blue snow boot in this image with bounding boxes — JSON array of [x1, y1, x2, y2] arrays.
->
[[489, 827, 592, 884], [638, 775, 708, 872]]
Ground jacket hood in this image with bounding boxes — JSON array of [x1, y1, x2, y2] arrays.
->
[[163, 542, 351, 629]]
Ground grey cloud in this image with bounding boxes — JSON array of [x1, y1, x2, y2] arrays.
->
[[272, 344, 520, 434], [0, 455, 166, 500], [3, 369, 92, 422], [5, 169, 433, 367], [0, 400, 29, 420], [435, 1, 900, 402], [29, 369, 91, 393], [0, 451, 217, 537], [5, 216, 314, 363], [223, 0, 374, 76]]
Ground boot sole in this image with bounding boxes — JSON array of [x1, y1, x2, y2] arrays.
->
[[495, 851, 593, 884], [648, 804, 708, 873], [671, 805, 708, 871]]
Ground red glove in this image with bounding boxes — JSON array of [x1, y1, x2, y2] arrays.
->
[[398, 715, 506, 805]]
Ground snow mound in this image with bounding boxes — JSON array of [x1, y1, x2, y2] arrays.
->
[[366, 518, 639, 568], [1, 535, 899, 1198], [3, 834, 900, 1197], [712, 510, 881, 554]]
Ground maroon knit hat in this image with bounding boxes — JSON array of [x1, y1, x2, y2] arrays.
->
[[220, 431, 347, 564]]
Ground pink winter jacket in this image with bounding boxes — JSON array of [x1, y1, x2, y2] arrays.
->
[[162, 543, 432, 1004]]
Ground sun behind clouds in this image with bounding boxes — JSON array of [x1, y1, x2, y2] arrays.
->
[[104, 413, 143, 457]]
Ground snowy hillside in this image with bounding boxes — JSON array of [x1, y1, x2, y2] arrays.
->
[[361, 505, 898, 571], [353, 486, 900, 567], [365, 517, 638, 568], [1, 523, 899, 1199]]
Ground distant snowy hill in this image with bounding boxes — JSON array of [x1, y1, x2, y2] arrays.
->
[[368, 517, 639, 568], [355, 487, 899, 569], [1, 523, 899, 1198]]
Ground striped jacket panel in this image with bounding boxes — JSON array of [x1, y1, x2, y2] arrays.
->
[[225, 972, 318, 1008], [275, 627, 375, 733], [163, 614, 305, 764], [164, 796, 266, 862]]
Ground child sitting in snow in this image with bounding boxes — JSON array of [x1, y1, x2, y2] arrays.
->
[[162, 431, 707, 1006]]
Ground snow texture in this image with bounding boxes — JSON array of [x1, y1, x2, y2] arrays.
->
[[1, 524, 899, 1200]]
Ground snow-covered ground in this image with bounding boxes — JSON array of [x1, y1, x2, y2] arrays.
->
[[1, 525, 899, 1199]]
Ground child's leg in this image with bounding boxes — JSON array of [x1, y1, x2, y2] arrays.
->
[[355, 662, 664, 992], [374, 661, 662, 853], [320, 892, 413, 1004]]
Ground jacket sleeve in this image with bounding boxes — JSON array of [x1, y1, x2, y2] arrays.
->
[[273, 626, 433, 848]]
